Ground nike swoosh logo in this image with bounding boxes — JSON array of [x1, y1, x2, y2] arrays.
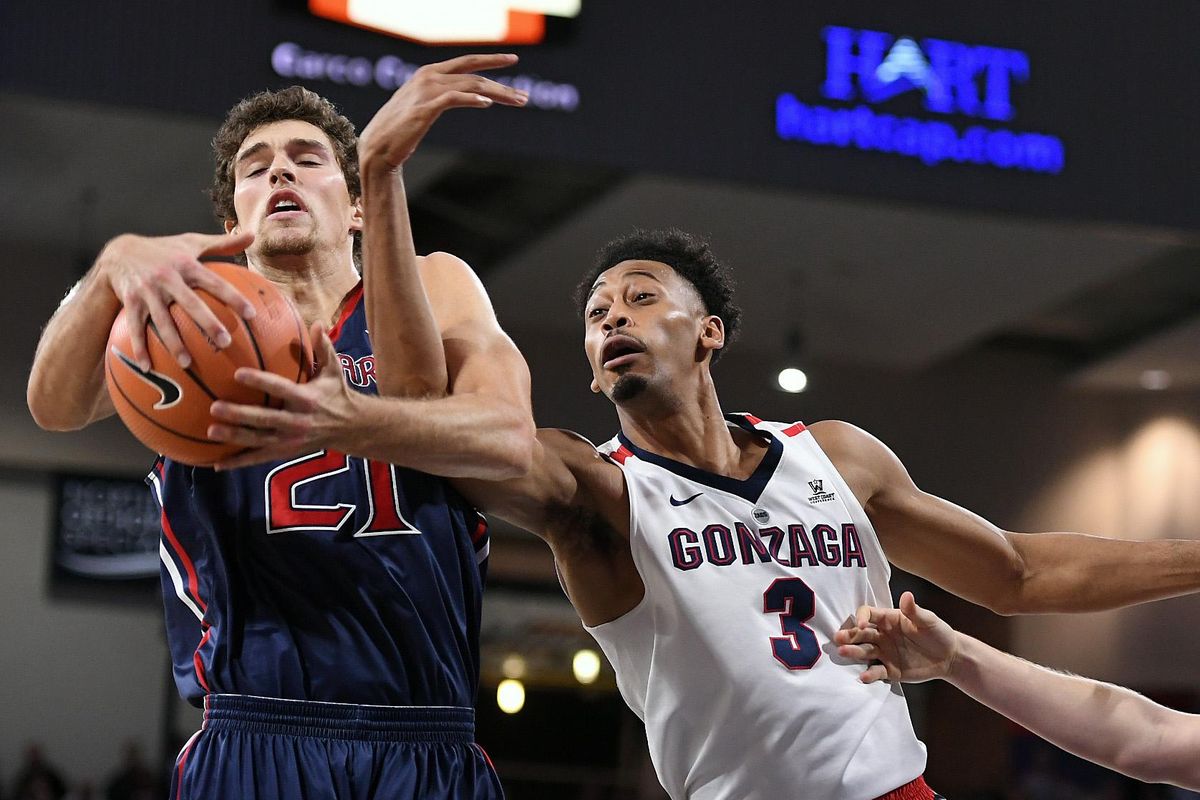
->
[[670, 492, 704, 506], [114, 349, 183, 409]]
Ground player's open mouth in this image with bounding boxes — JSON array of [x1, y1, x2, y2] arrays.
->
[[601, 334, 646, 369], [266, 190, 308, 219]]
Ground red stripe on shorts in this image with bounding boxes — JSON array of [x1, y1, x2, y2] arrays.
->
[[175, 736, 197, 800], [874, 775, 937, 800]]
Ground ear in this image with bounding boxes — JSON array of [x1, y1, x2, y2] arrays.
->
[[590, 377, 601, 394], [349, 197, 364, 233], [224, 218, 239, 235], [698, 315, 726, 356]]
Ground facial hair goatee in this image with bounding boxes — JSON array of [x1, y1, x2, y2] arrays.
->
[[611, 374, 649, 403]]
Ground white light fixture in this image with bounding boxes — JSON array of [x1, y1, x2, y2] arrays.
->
[[1139, 370, 1171, 391], [572, 649, 602, 685], [774, 318, 809, 394], [497, 679, 525, 714], [776, 367, 809, 393]]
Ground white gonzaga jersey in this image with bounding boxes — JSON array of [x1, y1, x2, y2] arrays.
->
[[588, 414, 927, 800]]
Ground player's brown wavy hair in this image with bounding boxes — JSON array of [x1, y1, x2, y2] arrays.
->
[[210, 86, 362, 264]]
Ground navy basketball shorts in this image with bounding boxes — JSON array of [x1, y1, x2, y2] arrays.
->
[[171, 695, 503, 800]]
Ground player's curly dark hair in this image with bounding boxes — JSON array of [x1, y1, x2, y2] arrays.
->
[[210, 86, 362, 264], [574, 228, 741, 361]]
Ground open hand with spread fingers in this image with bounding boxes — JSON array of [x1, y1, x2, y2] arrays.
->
[[102, 231, 258, 371], [207, 322, 362, 469], [358, 53, 528, 171], [834, 591, 962, 684]]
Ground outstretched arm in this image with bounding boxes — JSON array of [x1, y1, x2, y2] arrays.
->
[[836, 593, 1200, 791], [809, 420, 1200, 614], [357, 53, 527, 398], [454, 428, 640, 627]]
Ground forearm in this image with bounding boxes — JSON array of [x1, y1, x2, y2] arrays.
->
[[27, 268, 121, 430], [1010, 533, 1200, 613], [341, 390, 534, 480], [360, 164, 447, 398], [949, 633, 1198, 788]]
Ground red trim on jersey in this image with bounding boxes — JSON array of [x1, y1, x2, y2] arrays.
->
[[327, 281, 364, 343], [610, 445, 633, 464], [471, 516, 489, 544], [743, 413, 763, 425], [193, 626, 212, 693], [874, 775, 936, 800], [161, 509, 207, 613], [782, 421, 807, 437]]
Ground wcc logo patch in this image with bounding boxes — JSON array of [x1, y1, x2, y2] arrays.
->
[[807, 479, 836, 504]]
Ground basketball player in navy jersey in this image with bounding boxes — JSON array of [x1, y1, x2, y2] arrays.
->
[[443, 229, 1200, 800], [27, 55, 534, 799]]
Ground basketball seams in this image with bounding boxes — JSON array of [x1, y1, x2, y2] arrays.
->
[[289, 301, 308, 385], [146, 319, 221, 402], [238, 315, 273, 409]]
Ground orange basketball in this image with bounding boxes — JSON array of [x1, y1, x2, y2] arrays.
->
[[105, 262, 313, 466]]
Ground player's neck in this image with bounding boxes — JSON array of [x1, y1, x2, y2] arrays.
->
[[617, 384, 763, 479], [251, 251, 361, 329]]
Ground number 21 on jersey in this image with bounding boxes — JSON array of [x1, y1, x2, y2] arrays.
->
[[265, 450, 421, 537]]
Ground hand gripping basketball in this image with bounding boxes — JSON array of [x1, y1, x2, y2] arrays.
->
[[205, 322, 361, 471], [105, 262, 313, 466]]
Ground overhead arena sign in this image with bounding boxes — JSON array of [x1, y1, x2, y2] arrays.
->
[[308, 0, 582, 45], [776, 26, 1066, 174]]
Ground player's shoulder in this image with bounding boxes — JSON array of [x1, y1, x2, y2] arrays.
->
[[418, 251, 503, 332], [417, 251, 483, 291], [806, 419, 908, 493], [417, 250, 471, 272], [806, 418, 872, 446]]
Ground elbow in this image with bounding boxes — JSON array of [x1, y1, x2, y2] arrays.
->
[[973, 572, 1030, 617], [1113, 748, 1175, 787], [27, 384, 85, 432], [487, 414, 536, 480], [979, 540, 1037, 616], [1109, 722, 1193, 788], [980, 591, 1023, 617]]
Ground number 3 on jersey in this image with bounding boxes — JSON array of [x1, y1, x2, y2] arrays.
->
[[266, 450, 420, 537], [763, 577, 821, 670]]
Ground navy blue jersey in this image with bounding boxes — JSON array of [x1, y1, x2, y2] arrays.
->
[[149, 284, 490, 708]]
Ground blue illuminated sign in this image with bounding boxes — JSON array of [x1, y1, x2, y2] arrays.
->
[[777, 26, 1065, 174]]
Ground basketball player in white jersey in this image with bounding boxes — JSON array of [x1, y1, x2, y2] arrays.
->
[[455, 228, 1200, 800]]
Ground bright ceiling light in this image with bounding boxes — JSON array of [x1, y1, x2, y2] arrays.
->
[[572, 649, 601, 685], [497, 679, 525, 714], [777, 367, 809, 393]]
